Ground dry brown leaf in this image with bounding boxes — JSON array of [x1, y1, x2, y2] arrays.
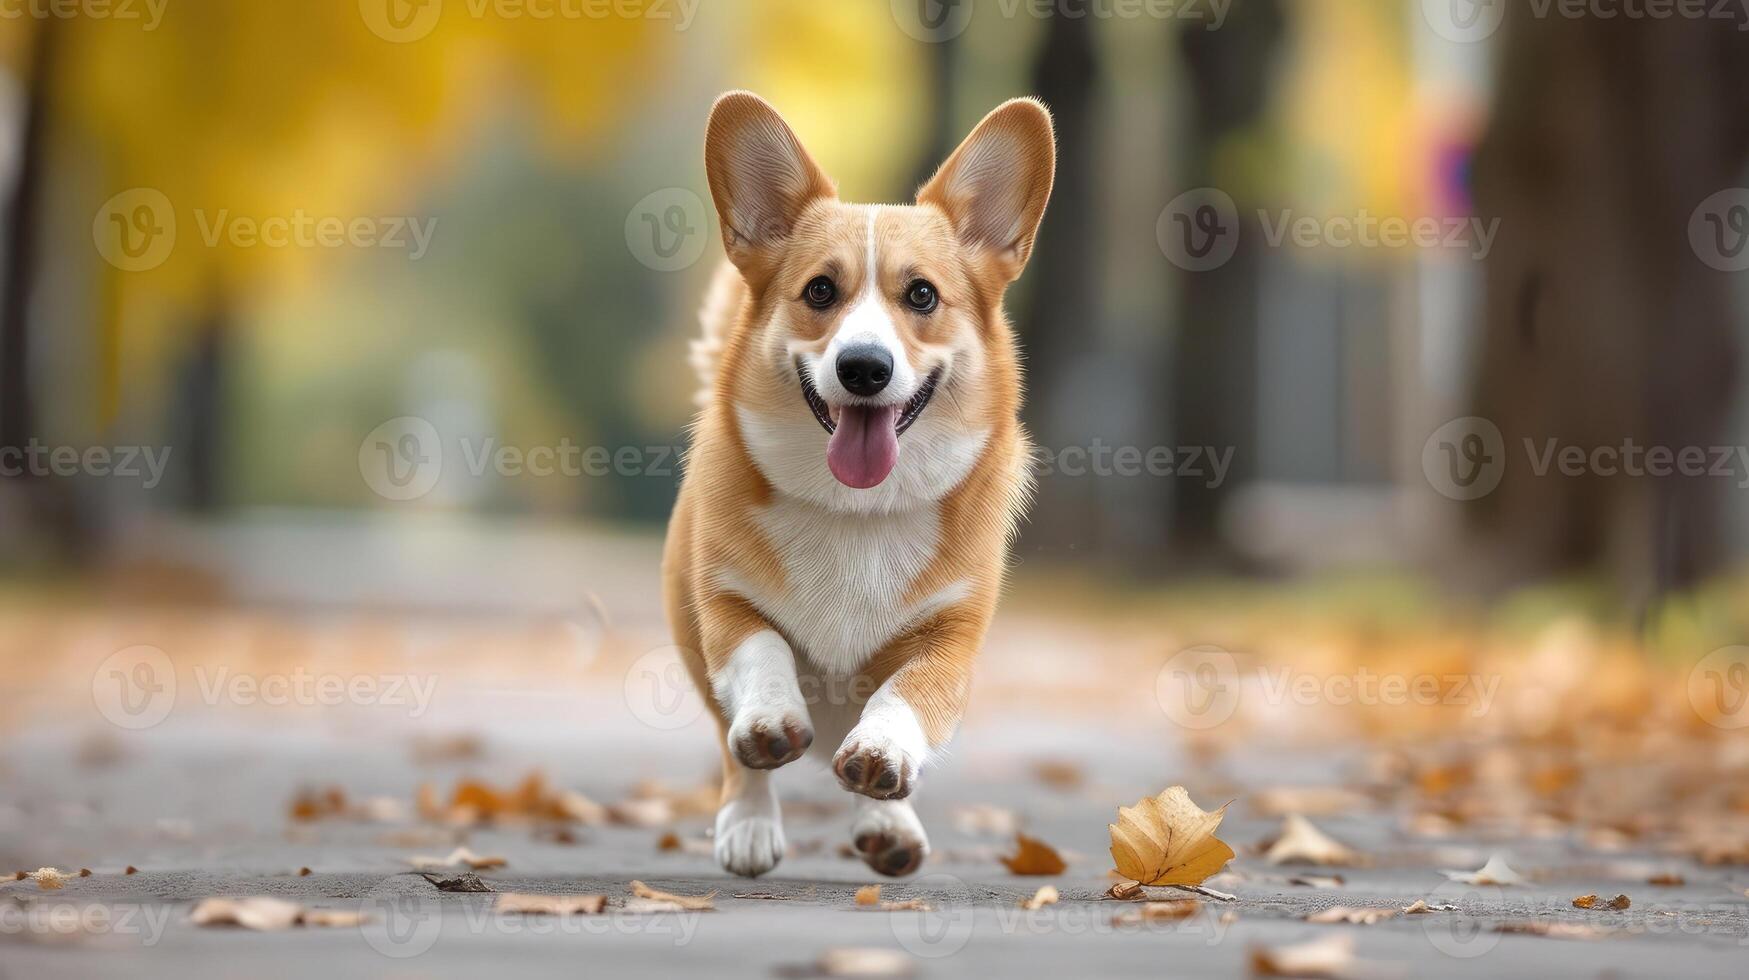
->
[[190, 897, 357, 930], [609, 798, 674, 828], [798, 947, 916, 978], [497, 893, 607, 915], [409, 846, 506, 871], [1402, 899, 1458, 914], [1646, 873, 1684, 886], [1113, 899, 1201, 925], [1020, 885, 1060, 910], [22, 868, 68, 890], [1000, 833, 1067, 875], [629, 880, 715, 910], [1442, 854, 1522, 886], [297, 867, 312, 877], [557, 790, 608, 825], [1307, 905, 1397, 925], [1109, 787, 1234, 887], [854, 885, 882, 906], [1250, 786, 1369, 818], [877, 898, 933, 911], [1249, 932, 1357, 978], [622, 898, 688, 913], [1030, 760, 1085, 791], [1496, 921, 1612, 940], [420, 872, 494, 893], [1106, 880, 1145, 900], [289, 786, 349, 822], [124, 866, 138, 875], [1573, 893, 1630, 910], [1264, 814, 1361, 866], [77, 869, 91, 878]]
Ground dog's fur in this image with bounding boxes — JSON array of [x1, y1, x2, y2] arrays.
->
[[662, 91, 1055, 878]]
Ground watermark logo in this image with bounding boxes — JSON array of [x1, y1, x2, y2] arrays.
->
[[891, 0, 976, 42], [92, 645, 176, 730], [0, 0, 168, 29], [1158, 187, 1239, 273], [1422, 0, 1506, 43], [1422, 417, 1506, 501], [359, 417, 444, 501], [1155, 645, 1240, 730], [1688, 646, 1749, 730], [94, 188, 176, 272], [888, 873, 975, 958], [1420, 880, 1502, 958], [625, 188, 709, 272], [359, 885, 443, 958], [624, 644, 707, 730], [1690, 188, 1749, 272], [359, 0, 444, 42]]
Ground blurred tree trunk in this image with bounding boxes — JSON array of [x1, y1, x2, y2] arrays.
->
[[0, 23, 54, 472], [1019, 0, 1101, 554], [1167, 0, 1285, 558], [1468, 12, 1749, 600]]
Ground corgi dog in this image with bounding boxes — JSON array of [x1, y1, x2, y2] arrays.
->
[[663, 91, 1055, 878]]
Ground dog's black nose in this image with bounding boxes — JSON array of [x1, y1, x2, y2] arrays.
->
[[836, 345, 893, 397]]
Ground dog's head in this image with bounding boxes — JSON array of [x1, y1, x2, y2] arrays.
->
[[703, 91, 1055, 510]]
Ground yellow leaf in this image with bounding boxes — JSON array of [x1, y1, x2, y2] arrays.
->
[[1000, 833, 1067, 876], [1264, 813, 1362, 866], [1108, 787, 1235, 887]]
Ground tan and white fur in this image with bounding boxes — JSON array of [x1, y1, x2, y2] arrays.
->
[[663, 91, 1055, 878]]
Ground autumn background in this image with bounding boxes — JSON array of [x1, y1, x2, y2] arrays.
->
[[2, 0, 1749, 975]]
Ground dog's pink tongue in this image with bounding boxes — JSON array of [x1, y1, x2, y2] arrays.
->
[[827, 404, 901, 489]]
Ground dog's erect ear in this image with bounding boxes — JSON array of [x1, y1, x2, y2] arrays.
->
[[917, 98, 1056, 283], [704, 91, 835, 272]]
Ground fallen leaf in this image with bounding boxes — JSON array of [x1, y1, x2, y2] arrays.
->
[[496, 893, 606, 915], [629, 880, 715, 910], [1020, 885, 1059, 910], [557, 790, 608, 826], [409, 846, 506, 871], [1105, 880, 1145, 901], [297, 867, 312, 877], [1000, 833, 1067, 875], [784, 947, 916, 978], [1287, 874, 1346, 889], [1030, 760, 1085, 791], [1109, 787, 1235, 887], [420, 872, 494, 893], [289, 786, 349, 822], [622, 899, 688, 913], [188, 897, 352, 931], [951, 804, 1020, 837], [1307, 905, 1397, 925], [1646, 873, 1684, 886], [124, 866, 138, 875], [1264, 814, 1361, 866], [1113, 899, 1201, 925], [22, 868, 68, 891], [855, 885, 881, 906], [78, 869, 91, 878], [1250, 786, 1370, 818], [1249, 932, 1357, 978], [876, 898, 932, 911], [1442, 854, 1522, 886], [1401, 899, 1458, 914], [1573, 893, 1630, 910], [608, 798, 674, 828], [1496, 921, 1612, 940]]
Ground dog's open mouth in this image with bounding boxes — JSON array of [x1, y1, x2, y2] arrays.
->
[[799, 363, 943, 489]]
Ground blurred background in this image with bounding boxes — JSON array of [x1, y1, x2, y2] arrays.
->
[[2, 0, 1749, 941]]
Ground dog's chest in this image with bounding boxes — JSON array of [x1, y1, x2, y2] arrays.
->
[[739, 499, 966, 675]]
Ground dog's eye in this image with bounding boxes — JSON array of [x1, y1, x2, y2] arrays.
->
[[904, 279, 938, 314], [803, 276, 837, 309]]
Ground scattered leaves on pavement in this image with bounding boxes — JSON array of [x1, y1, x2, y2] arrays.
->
[[1109, 787, 1234, 887], [190, 897, 362, 930]]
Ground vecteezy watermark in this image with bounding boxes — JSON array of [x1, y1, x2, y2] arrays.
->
[[358, 417, 684, 502], [91, 646, 440, 730], [1691, 188, 1749, 272], [1155, 645, 1501, 730], [358, 0, 699, 43], [0, 0, 167, 29], [1422, 417, 1749, 501], [94, 189, 437, 272], [1031, 442, 1234, 487], [0, 902, 175, 946], [891, 0, 1229, 44], [623, 644, 708, 731], [0, 440, 171, 488], [1424, 0, 1749, 44], [1158, 189, 1499, 271], [1688, 646, 1749, 730], [626, 188, 710, 272]]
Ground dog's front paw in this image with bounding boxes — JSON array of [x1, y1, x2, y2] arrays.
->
[[715, 804, 786, 878], [851, 801, 929, 877], [728, 709, 813, 770], [833, 737, 916, 800]]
